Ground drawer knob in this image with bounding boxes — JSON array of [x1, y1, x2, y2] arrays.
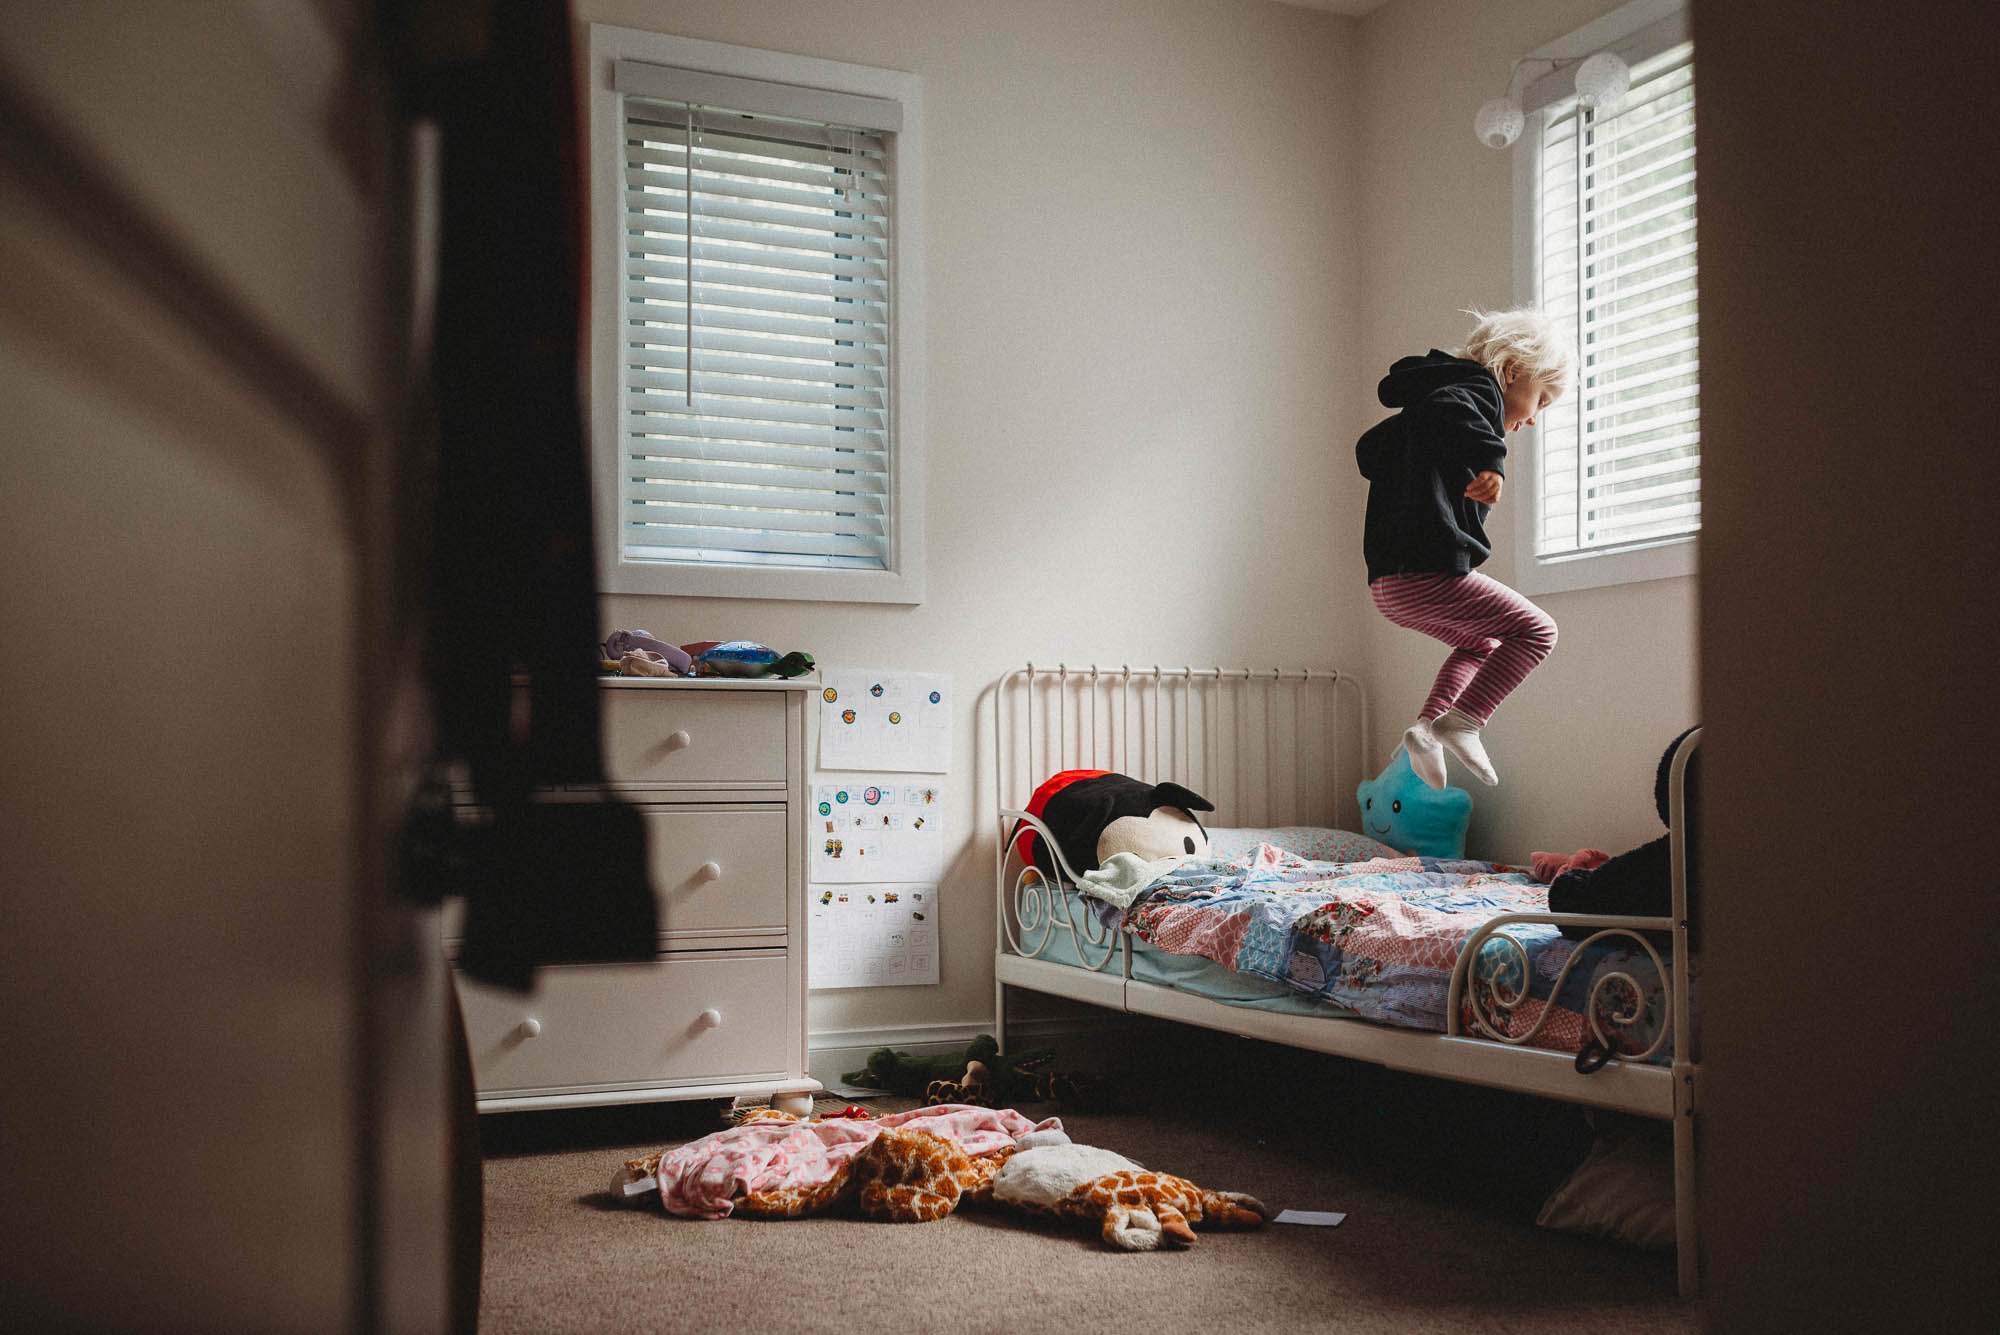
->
[[697, 860, 723, 882], [664, 729, 692, 752], [518, 1018, 542, 1039], [698, 1008, 722, 1029]]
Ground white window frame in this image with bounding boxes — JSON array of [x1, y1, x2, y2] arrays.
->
[[1512, 0, 1695, 596], [586, 26, 925, 603]]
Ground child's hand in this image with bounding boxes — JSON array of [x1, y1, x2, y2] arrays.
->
[[1465, 471, 1503, 504]]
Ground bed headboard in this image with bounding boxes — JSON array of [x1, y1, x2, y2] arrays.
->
[[991, 663, 1370, 832]]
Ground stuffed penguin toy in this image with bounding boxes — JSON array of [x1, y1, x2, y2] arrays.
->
[[1012, 770, 1215, 883]]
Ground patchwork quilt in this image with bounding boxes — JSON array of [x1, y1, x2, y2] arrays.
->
[[1119, 844, 1671, 1058]]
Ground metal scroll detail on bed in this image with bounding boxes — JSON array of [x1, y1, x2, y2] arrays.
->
[[989, 663, 1700, 1296]]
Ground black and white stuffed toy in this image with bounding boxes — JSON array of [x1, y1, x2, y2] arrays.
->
[[1011, 769, 1215, 883]]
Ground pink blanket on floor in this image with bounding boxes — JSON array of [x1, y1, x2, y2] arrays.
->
[[653, 1104, 1063, 1219]]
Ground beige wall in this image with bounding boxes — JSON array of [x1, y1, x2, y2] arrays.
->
[[579, 0, 1365, 1041], [1352, 0, 1698, 864]]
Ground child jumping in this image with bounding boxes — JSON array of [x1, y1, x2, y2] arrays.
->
[[1356, 308, 1574, 789]]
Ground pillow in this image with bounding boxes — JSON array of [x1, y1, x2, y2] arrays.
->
[[1535, 1128, 1674, 1250], [1355, 749, 1472, 859], [1205, 826, 1399, 864]]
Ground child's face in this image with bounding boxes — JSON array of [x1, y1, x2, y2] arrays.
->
[[1501, 364, 1560, 433]]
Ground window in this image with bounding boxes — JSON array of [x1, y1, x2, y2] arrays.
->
[[587, 28, 924, 602], [1513, 0, 1697, 594]]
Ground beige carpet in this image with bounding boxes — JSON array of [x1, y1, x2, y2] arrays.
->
[[475, 1026, 1696, 1333]]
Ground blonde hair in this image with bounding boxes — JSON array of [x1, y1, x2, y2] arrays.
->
[[1454, 307, 1576, 396]]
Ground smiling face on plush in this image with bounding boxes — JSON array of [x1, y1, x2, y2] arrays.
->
[[1356, 749, 1472, 859]]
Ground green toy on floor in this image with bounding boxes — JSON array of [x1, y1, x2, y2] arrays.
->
[[841, 1034, 1103, 1109]]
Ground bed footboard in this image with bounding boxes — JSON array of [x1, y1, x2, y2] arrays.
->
[[997, 808, 1124, 974], [1450, 912, 1675, 1063]]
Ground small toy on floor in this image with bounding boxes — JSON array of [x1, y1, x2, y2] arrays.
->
[[927, 1051, 1109, 1111], [726, 1093, 870, 1125], [841, 1034, 1103, 1110], [841, 1034, 1003, 1098]]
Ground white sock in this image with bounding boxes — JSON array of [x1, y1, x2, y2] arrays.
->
[[1402, 718, 1447, 790], [1431, 707, 1498, 785]]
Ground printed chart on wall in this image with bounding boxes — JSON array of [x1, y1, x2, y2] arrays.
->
[[809, 885, 939, 989], [810, 779, 945, 883], [818, 669, 950, 773]]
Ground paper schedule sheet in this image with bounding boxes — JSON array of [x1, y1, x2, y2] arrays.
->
[[817, 669, 950, 773], [808, 884, 939, 988], [805, 666, 948, 990], [810, 778, 944, 883]]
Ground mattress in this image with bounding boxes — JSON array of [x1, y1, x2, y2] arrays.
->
[[1021, 879, 1346, 1017]]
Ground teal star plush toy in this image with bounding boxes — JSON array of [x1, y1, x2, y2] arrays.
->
[[1356, 749, 1472, 859]]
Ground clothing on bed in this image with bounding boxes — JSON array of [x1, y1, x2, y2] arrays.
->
[[1076, 851, 1184, 909]]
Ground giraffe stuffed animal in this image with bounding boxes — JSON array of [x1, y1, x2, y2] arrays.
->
[[620, 1109, 1020, 1223], [736, 1125, 1012, 1222], [989, 1142, 1269, 1250], [621, 1110, 1262, 1247]]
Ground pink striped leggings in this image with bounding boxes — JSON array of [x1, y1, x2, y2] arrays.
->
[[1370, 571, 1557, 725]]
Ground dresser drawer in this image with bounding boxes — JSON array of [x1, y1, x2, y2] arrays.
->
[[646, 806, 789, 939], [455, 954, 791, 1096], [600, 688, 788, 789]]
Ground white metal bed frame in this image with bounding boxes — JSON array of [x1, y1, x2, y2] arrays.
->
[[990, 662, 1699, 1296]]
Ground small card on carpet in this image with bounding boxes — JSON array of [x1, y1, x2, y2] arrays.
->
[[1273, 1209, 1347, 1226]]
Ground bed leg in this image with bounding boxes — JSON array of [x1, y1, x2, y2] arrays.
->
[[1674, 1066, 1699, 1299], [994, 977, 1007, 1053]]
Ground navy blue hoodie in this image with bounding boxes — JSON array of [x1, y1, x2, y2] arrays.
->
[[1355, 350, 1509, 583]]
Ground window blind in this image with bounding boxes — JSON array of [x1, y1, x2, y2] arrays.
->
[[1535, 41, 1698, 559], [617, 89, 893, 570]]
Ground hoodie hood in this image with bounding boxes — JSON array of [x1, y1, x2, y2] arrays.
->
[[1376, 349, 1493, 409]]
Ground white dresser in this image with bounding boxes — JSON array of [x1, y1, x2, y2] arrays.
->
[[450, 677, 821, 1113]]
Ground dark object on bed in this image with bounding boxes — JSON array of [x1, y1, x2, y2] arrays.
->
[[1548, 727, 1700, 944]]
